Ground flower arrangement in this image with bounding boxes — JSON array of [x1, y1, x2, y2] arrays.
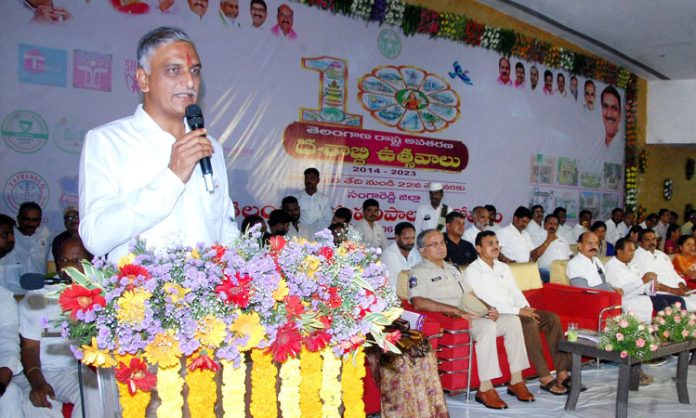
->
[[558, 48, 575, 72], [652, 302, 696, 343], [480, 26, 501, 50], [351, 0, 374, 20], [599, 312, 658, 360], [383, 0, 405, 27], [416, 9, 440, 37], [56, 228, 401, 416]]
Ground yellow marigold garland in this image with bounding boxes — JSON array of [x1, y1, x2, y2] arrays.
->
[[320, 348, 342, 418], [185, 357, 217, 418], [115, 354, 151, 418], [250, 349, 278, 418], [341, 348, 366, 418], [278, 357, 301, 418], [299, 349, 322, 418], [157, 364, 184, 418], [221, 359, 246, 418]]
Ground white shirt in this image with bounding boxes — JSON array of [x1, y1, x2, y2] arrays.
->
[[79, 105, 239, 260], [566, 253, 606, 288], [19, 285, 75, 368], [537, 237, 573, 270], [654, 221, 669, 243], [557, 223, 574, 244], [353, 219, 389, 250], [525, 221, 546, 247], [497, 224, 534, 262], [572, 224, 588, 241], [605, 257, 651, 298], [414, 203, 452, 233], [0, 286, 21, 375], [0, 251, 24, 295], [486, 223, 500, 232], [462, 226, 484, 245], [605, 220, 628, 246], [13, 225, 50, 274], [380, 242, 421, 287], [463, 258, 529, 315], [295, 189, 333, 235], [631, 246, 685, 289], [286, 223, 312, 241]]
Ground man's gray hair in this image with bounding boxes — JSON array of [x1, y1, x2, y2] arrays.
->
[[416, 228, 439, 249], [137, 27, 193, 73]]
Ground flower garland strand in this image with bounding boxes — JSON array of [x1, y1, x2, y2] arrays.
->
[[156, 365, 185, 418], [250, 349, 278, 418], [115, 354, 151, 418], [341, 348, 366, 418], [278, 357, 302, 418], [320, 348, 342, 418], [221, 359, 246, 418], [185, 355, 218, 418], [299, 348, 323, 418]]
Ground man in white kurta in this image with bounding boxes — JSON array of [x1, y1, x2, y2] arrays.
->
[[281, 196, 312, 241], [525, 205, 547, 246], [294, 168, 333, 235], [605, 208, 628, 247], [379, 222, 421, 287], [353, 199, 389, 251], [497, 207, 537, 263], [553, 207, 574, 244], [462, 206, 489, 245], [414, 183, 452, 234], [536, 215, 573, 274], [0, 286, 23, 417], [566, 232, 614, 291], [13, 202, 50, 275], [604, 239, 654, 323], [631, 229, 696, 310], [79, 27, 239, 261]]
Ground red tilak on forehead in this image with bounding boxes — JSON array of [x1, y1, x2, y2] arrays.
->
[[186, 51, 192, 67]]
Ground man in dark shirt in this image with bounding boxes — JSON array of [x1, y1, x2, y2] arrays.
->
[[443, 212, 477, 266]]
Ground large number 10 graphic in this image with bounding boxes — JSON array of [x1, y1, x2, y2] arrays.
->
[[300, 57, 362, 127]]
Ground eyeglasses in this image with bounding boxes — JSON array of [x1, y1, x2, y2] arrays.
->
[[65, 215, 79, 221], [422, 240, 446, 248]]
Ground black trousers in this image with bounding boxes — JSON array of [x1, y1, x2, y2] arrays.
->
[[650, 294, 686, 311]]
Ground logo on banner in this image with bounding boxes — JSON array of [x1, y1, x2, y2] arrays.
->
[[53, 114, 87, 154], [4, 172, 49, 213], [1, 110, 49, 153], [124, 59, 139, 94], [73, 50, 112, 92], [378, 29, 401, 59], [358, 65, 460, 133], [57, 175, 78, 210], [18, 44, 67, 87]]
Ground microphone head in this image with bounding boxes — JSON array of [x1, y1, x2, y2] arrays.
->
[[20, 273, 48, 291], [185, 104, 204, 130]]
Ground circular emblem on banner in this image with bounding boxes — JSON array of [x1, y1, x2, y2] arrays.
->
[[358, 65, 460, 133], [53, 114, 87, 154], [1, 110, 49, 153], [377, 29, 401, 59], [4, 171, 49, 213]]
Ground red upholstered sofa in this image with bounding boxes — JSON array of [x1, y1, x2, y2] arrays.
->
[[395, 262, 622, 393]]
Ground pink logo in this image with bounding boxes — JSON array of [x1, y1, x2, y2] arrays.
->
[[24, 49, 46, 73], [73, 50, 112, 92]]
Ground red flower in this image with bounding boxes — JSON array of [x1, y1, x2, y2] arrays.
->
[[115, 357, 157, 396], [118, 264, 151, 285], [187, 353, 220, 372], [215, 272, 252, 308], [268, 236, 287, 253], [385, 330, 402, 346], [284, 295, 305, 318], [318, 315, 333, 329], [211, 244, 226, 263], [304, 330, 331, 352], [59, 285, 106, 320], [317, 246, 333, 262], [267, 323, 302, 363], [326, 287, 342, 309]]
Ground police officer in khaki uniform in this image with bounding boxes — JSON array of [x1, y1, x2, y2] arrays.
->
[[408, 229, 534, 410]]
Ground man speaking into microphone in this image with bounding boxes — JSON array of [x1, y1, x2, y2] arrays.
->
[[79, 27, 239, 260]]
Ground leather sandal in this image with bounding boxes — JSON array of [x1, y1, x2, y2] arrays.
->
[[539, 380, 567, 395], [507, 382, 535, 402], [475, 389, 508, 409]]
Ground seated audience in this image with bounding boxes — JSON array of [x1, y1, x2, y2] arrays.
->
[[264, 210, 291, 243], [566, 232, 615, 291], [281, 196, 312, 240], [572, 210, 592, 241], [50, 208, 81, 263], [553, 207, 574, 243], [331, 207, 352, 226], [590, 221, 609, 256], [524, 205, 546, 246], [414, 183, 452, 234], [485, 204, 500, 232], [380, 222, 421, 287], [680, 209, 695, 236], [663, 224, 681, 255], [653, 209, 670, 246], [626, 225, 642, 244], [443, 212, 477, 266], [353, 199, 388, 250], [497, 206, 546, 264], [462, 206, 489, 244], [14, 202, 50, 274], [631, 229, 696, 310], [638, 213, 658, 230], [536, 214, 573, 283], [409, 229, 533, 409], [605, 207, 628, 248], [465, 230, 571, 396], [17, 237, 102, 418], [0, 215, 22, 417], [240, 215, 267, 235], [672, 235, 696, 281], [623, 210, 636, 229]]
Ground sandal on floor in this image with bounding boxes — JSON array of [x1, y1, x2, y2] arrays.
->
[[539, 380, 567, 396], [562, 377, 588, 392]]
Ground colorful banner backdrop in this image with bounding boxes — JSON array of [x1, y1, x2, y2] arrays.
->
[[0, 0, 624, 237]]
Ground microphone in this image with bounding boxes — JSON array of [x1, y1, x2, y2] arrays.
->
[[185, 104, 215, 193], [20, 273, 72, 291]]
